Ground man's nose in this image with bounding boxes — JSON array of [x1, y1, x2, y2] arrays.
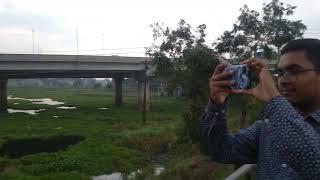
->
[[278, 75, 295, 85]]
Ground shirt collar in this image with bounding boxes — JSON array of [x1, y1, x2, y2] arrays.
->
[[307, 111, 320, 123]]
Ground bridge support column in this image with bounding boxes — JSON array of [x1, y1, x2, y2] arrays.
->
[[113, 75, 123, 106], [0, 79, 8, 113], [138, 80, 149, 111]]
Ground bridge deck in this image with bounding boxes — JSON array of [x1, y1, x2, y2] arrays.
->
[[0, 54, 145, 63], [0, 54, 147, 78]]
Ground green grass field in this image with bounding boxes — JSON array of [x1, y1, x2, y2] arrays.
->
[[0, 87, 262, 180], [0, 87, 184, 179]]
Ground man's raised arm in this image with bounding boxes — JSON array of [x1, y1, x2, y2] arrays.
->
[[201, 98, 261, 164]]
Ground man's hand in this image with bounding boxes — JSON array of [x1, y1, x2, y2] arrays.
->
[[209, 64, 234, 104], [233, 58, 281, 103]]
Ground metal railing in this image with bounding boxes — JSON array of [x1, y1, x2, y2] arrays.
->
[[225, 164, 257, 180]]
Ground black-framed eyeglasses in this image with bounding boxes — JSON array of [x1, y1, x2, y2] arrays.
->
[[276, 68, 320, 78]]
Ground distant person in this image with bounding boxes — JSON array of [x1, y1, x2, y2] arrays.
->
[[201, 38, 320, 179]]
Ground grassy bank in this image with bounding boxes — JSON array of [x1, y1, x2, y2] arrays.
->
[[0, 87, 262, 179], [0, 87, 184, 179]]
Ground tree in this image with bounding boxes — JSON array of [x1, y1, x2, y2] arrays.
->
[[148, 20, 220, 141], [262, 0, 306, 53], [215, 0, 306, 60]]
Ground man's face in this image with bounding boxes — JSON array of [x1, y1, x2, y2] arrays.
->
[[277, 50, 320, 107]]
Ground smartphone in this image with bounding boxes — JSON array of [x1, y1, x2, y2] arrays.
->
[[224, 64, 250, 90]]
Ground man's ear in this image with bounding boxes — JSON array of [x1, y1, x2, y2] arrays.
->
[[315, 71, 320, 81]]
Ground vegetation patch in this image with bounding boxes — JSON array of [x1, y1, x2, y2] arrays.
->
[[120, 123, 177, 154], [123, 130, 177, 153]]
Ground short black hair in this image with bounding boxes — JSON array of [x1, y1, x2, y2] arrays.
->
[[280, 38, 320, 69]]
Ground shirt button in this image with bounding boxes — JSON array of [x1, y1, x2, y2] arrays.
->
[[281, 163, 287, 168], [264, 118, 269, 123]]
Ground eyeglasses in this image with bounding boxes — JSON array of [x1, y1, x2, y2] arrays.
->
[[276, 68, 320, 79]]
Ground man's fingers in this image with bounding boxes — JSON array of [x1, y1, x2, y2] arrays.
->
[[232, 89, 254, 96], [240, 58, 256, 65], [211, 80, 235, 87], [218, 88, 232, 94], [251, 61, 263, 67], [212, 87, 232, 94], [241, 58, 268, 76], [251, 60, 268, 68], [241, 58, 267, 67], [212, 71, 233, 80], [213, 64, 228, 75]]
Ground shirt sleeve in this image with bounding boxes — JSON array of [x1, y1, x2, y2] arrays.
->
[[200, 98, 261, 164], [261, 96, 320, 179]]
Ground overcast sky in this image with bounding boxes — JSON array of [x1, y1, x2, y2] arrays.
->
[[0, 0, 319, 56]]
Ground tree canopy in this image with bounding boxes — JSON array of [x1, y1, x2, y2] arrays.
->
[[215, 0, 306, 60], [148, 20, 220, 101]]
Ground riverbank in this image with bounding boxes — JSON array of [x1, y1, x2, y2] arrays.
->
[[0, 87, 262, 179]]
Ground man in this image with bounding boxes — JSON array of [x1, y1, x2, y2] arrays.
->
[[201, 38, 320, 179]]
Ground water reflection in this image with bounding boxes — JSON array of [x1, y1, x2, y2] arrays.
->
[[92, 166, 165, 180], [8, 96, 64, 105], [127, 169, 142, 179], [8, 109, 45, 115], [92, 172, 123, 180], [57, 106, 77, 109], [154, 166, 165, 176]]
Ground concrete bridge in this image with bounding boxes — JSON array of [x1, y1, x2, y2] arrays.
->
[[0, 54, 149, 112]]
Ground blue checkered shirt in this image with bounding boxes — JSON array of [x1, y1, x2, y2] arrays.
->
[[201, 96, 320, 179]]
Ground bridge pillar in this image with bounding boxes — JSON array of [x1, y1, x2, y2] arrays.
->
[[0, 79, 8, 113], [135, 71, 149, 111], [113, 75, 123, 106], [138, 80, 149, 111]]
